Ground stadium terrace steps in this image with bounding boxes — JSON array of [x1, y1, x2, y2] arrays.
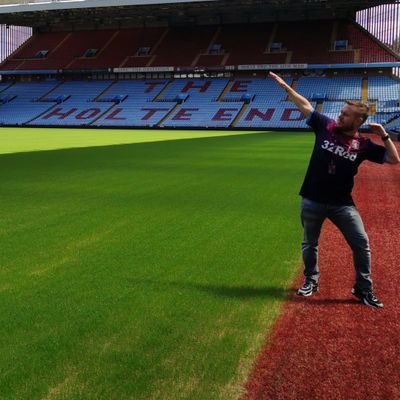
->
[[218, 80, 234, 101], [94, 81, 118, 101], [157, 103, 181, 127], [231, 103, 249, 128], [361, 77, 368, 102]]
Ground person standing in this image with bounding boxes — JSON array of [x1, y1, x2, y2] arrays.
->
[[269, 71, 400, 308]]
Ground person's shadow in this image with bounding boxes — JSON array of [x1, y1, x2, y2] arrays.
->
[[139, 279, 288, 300], [177, 282, 287, 300]]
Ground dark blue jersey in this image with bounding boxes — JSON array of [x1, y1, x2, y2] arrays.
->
[[300, 111, 386, 205]]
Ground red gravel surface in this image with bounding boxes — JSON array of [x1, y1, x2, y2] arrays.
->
[[243, 145, 400, 400]]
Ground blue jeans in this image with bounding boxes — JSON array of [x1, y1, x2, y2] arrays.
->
[[301, 197, 372, 291]]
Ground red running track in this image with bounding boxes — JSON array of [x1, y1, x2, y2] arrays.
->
[[243, 144, 400, 400]]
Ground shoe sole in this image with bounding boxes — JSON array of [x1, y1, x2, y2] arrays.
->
[[297, 288, 318, 297], [362, 298, 384, 308], [352, 288, 383, 308]]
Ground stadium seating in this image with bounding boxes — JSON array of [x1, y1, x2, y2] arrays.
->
[[151, 26, 217, 67], [337, 21, 398, 63], [275, 21, 333, 64], [93, 80, 173, 127], [0, 82, 12, 93], [2, 19, 398, 71], [382, 116, 400, 133], [368, 76, 399, 101], [13, 31, 69, 60], [161, 102, 242, 128], [0, 81, 59, 125], [81, 28, 166, 69], [28, 80, 114, 126], [296, 77, 362, 100], [98, 80, 170, 102], [222, 78, 291, 102], [157, 79, 228, 101], [321, 101, 344, 120], [1, 59, 26, 70], [0, 76, 399, 129], [213, 23, 287, 65], [95, 101, 177, 128]]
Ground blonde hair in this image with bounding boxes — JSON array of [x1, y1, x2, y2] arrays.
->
[[345, 100, 369, 124]]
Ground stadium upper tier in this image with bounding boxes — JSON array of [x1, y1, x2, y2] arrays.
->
[[1, 19, 398, 71], [1, 76, 399, 130]]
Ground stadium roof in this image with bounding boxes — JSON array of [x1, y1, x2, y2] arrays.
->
[[0, 0, 397, 30]]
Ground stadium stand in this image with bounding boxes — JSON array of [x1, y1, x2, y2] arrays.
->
[[296, 77, 362, 101], [0, 81, 58, 125], [94, 101, 177, 128], [0, 3, 399, 132], [321, 101, 345, 120], [368, 76, 399, 101], [274, 20, 333, 64], [162, 102, 242, 128], [221, 78, 291, 102], [12, 31, 69, 60], [211, 23, 287, 66], [93, 80, 173, 127], [2, 19, 399, 71], [157, 79, 228, 101], [28, 80, 114, 126], [101, 28, 166, 69], [236, 101, 317, 129], [337, 21, 398, 63], [151, 26, 217, 67], [0, 82, 12, 93], [0, 75, 399, 129]]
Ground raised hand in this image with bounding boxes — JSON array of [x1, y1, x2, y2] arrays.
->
[[368, 123, 387, 138], [268, 71, 289, 90]]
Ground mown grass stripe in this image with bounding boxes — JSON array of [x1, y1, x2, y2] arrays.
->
[[0, 127, 260, 154]]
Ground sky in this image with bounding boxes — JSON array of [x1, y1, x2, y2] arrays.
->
[[356, 3, 400, 46], [0, 25, 32, 63]]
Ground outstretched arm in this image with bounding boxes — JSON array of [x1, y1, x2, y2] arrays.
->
[[269, 71, 313, 118], [368, 123, 400, 164]]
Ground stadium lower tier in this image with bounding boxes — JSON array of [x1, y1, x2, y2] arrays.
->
[[1, 77, 399, 130]]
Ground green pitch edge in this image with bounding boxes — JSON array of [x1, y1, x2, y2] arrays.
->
[[0, 127, 262, 155]]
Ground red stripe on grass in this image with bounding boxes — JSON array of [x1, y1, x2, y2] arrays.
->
[[243, 143, 400, 400]]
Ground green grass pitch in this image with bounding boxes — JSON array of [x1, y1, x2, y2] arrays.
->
[[0, 127, 313, 399]]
